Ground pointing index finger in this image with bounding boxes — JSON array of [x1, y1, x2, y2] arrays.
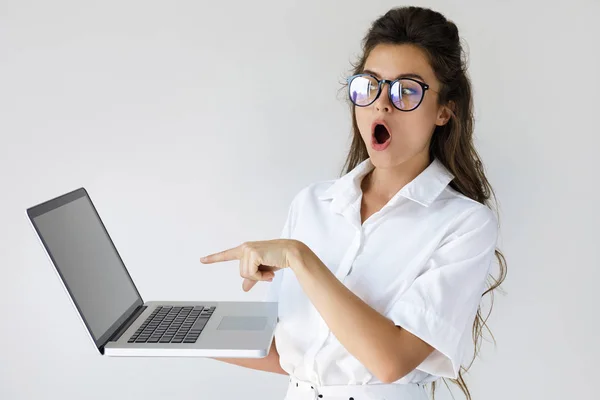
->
[[200, 245, 242, 263]]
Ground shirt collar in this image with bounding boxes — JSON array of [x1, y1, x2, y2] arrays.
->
[[317, 157, 455, 209]]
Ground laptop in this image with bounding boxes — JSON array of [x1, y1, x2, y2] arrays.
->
[[26, 187, 278, 358]]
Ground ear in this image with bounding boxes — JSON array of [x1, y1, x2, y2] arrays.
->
[[436, 101, 454, 126]]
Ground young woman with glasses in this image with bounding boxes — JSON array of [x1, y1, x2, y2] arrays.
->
[[203, 6, 507, 400]]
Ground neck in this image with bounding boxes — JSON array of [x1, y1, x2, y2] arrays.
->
[[362, 152, 431, 202]]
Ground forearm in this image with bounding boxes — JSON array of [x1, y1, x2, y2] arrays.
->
[[288, 243, 403, 383], [209, 339, 288, 375]]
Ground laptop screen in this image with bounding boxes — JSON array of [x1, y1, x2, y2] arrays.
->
[[28, 189, 142, 347]]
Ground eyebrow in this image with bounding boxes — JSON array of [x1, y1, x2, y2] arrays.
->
[[362, 69, 426, 82]]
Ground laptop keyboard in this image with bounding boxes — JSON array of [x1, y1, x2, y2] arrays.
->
[[128, 305, 216, 344]]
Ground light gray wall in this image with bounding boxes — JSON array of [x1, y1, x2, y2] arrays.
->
[[1, 0, 598, 399]]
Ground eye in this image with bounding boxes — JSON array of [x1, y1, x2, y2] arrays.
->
[[367, 81, 379, 93]]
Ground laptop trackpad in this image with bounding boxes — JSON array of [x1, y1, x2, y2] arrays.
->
[[217, 316, 267, 331]]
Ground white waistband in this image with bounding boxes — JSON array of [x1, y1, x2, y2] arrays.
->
[[287, 375, 429, 400]]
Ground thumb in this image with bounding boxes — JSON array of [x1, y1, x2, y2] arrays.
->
[[242, 272, 274, 292], [242, 278, 258, 292]]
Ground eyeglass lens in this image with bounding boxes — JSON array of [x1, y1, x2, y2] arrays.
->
[[348, 75, 424, 111]]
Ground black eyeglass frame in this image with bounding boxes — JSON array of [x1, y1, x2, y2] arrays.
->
[[346, 73, 433, 112]]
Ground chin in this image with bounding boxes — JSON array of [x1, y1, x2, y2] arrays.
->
[[368, 150, 407, 167], [367, 147, 423, 170]]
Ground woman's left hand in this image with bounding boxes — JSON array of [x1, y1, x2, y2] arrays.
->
[[200, 239, 303, 292]]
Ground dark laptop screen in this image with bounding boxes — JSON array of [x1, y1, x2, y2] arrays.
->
[[28, 189, 141, 345]]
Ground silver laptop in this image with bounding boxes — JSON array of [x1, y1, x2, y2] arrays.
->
[[26, 187, 278, 358]]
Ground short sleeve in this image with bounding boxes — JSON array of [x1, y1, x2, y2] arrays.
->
[[385, 205, 499, 379], [262, 193, 299, 302]]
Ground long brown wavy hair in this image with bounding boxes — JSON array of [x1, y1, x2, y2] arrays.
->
[[339, 6, 507, 400]]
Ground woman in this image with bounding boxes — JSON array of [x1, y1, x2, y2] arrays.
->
[[202, 5, 507, 400]]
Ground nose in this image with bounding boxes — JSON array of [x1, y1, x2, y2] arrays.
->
[[374, 81, 393, 113], [375, 101, 391, 112]]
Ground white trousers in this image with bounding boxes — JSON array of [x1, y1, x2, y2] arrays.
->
[[283, 375, 429, 400]]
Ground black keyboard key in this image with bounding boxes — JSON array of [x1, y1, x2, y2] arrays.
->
[[191, 317, 210, 331]]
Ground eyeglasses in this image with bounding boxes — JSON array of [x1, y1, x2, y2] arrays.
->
[[346, 73, 433, 112]]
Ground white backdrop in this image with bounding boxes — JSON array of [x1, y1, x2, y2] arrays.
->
[[1, 0, 598, 399]]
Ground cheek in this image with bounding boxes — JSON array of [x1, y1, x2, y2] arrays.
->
[[400, 116, 433, 141], [400, 101, 438, 135], [399, 118, 436, 151], [355, 108, 371, 139]]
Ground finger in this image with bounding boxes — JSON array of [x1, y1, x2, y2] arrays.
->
[[264, 270, 275, 280], [200, 245, 242, 264], [242, 271, 273, 292], [248, 253, 274, 282], [259, 266, 275, 280], [242, 277, 258, 292], [241, 248, 254, 292], [240, 246, 249, 281]]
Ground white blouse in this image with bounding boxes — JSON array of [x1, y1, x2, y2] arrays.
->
[[263, 157, 498, 386]]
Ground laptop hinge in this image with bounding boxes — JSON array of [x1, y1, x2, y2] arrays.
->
[[105, 305, 148, 344]]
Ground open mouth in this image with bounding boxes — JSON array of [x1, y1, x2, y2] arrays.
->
[[373, 124, 391, 145]]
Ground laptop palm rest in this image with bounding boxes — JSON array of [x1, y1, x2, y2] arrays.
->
[[217, 316, 267, 331]]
